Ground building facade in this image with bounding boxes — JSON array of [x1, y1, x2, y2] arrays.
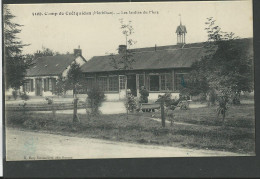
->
[[22, 47, 86, 97]]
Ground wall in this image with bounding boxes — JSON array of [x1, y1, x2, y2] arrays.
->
[[22, 76, 59, 97]]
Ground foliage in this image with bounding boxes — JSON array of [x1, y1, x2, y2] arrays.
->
[[65, 62, 83, 96], [157, 92, 178, 110], [3, 5, 31, 90], [110, 19, 136, 70], [86, 84, 106, 115], [12, 90, 18, 100], [34, 46, 56, 58], [45, 97, 53, 105], [125, 94, 137, 112], [178, 101, 190, 110], [54, 76, 66, 96], [20, 92, 29, 101], [183, 17, 253, 105]]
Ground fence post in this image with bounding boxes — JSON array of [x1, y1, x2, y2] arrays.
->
[[161, 102, 165, 127], [73, 98, 80, 123]]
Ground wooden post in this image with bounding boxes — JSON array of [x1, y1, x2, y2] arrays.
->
[[73, 97, 80, 123], [161, 102, 165, 127]]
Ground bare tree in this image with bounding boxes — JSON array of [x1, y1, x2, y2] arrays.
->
[[110, 19, 136, 119]]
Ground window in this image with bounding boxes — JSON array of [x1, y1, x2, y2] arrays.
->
[[161, 73, 172, 91], [149, 75, 160, 91], [97, 77, 108, 91], [23, 79, 33, 92], [109, 76, 119, 91], [51, 78, 56, 92], [148, 73, 173, 92], [44, 78, 56, 92], [49, 78, 53, 91], [119, 75, 126, 90], [86, 77, 95, 90], [175, 73, 188, 91]]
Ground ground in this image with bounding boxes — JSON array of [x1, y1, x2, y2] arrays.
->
[[5, 94, 255, 160], [5, 98, 255, 160], [6, 128, 245, 161]]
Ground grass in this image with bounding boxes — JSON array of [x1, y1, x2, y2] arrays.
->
[[142, 103, 255, 128], [5, 103, 255, 154]]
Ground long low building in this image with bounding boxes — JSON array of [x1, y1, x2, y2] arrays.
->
[[80, 37, 253, 101], [16, 21, 253, 102], [80, 42, 209, 101]]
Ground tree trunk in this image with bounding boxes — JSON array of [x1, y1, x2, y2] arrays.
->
[[73, 97, 80, 123], [161, 102, 165, 127]]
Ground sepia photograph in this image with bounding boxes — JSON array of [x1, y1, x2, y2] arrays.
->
[[3, 0, 255, 161]]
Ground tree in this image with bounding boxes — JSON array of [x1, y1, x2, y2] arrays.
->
[[110, 19, 136, 119], [183, 17, 253, 106], [33, 46, 56, 58], [3, 5, 31, 90], [54, 76, 66, 97], [65, 62, 83, 97], [64, 62, 83, 123]]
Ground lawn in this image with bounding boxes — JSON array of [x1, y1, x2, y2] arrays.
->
[[142, 103, 255, 128], [5, 103, 255, 155]]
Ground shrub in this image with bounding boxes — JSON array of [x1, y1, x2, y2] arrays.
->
[[54, 77, 66, 97], [12, 90, 18, 100], [125, 94, 137, 112], [20, 92, 29, 100], [157, 91, 178, 110], [178, 101, 189, 110], [86, 85, 105, 115], [45, 97, 53, 105]]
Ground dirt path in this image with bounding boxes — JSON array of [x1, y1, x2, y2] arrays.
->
[[5, 128, 247, 161]]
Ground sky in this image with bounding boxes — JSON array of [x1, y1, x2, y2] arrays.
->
[[8, 0, 253, 60]]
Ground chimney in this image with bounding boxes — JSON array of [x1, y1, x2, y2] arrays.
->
[[118, 45, 127, 54], [34, 50, 42, 59], [74, 45, 82, 57]]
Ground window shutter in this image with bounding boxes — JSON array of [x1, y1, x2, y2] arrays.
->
[[52, 78, 56, 93]]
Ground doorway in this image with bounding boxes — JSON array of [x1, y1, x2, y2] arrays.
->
[[127, 75, 137, 96], [35, 79, 42, 96]]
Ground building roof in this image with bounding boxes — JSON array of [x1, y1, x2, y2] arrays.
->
[[26, 54, 77, 76], [81, 38, 253, 73], [81, 42, 207, 73], [176, 24, 187, 34]]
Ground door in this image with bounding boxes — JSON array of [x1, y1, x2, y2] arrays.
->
[[127, 74, 137, 96], [35, 79, 42, 96]]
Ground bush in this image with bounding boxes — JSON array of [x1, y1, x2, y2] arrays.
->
[[20, 92, 29, 100], [12, 90, 18, 100], [86, 85, 105, 115], [157, 91, 178, 110], [45, 97, 53, 105], [125, 94, 137, 112]]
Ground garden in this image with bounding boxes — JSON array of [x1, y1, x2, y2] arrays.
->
[[6, 98, 255, 155]]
